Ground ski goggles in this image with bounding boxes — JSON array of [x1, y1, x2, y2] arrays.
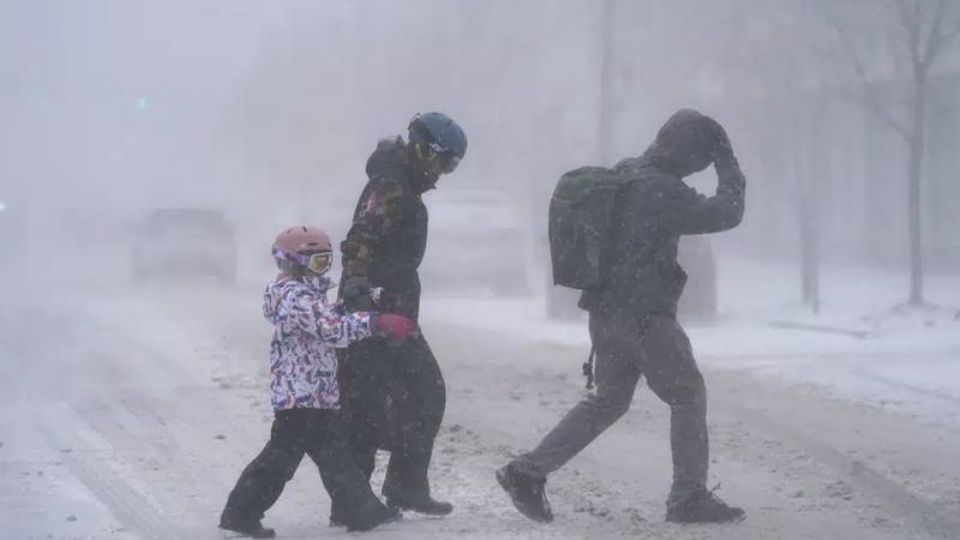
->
[[302, 251, 332, 274], [438, 152, 461, 173], [426, 144, 461, 174]]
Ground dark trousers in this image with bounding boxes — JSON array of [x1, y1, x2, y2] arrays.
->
[[221, 408, 385, 527], [511, 312, 708, 507], [341, 334, 446, 500]]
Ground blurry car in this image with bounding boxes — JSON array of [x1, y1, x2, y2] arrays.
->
[[545, 236, 717, 322], [421, 188, 530, 295], [132, 208, 237, 282]]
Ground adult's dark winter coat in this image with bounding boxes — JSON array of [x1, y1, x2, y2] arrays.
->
[[579, 108, 746, 316], [337, 136, 448, 512], [340, 137, 433, 321]]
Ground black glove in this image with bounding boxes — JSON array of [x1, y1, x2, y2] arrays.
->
[[341, 275, 374, 311]]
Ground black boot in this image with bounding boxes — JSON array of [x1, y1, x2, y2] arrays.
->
[[219, 510, 276, 538], [385, 494, 453, 516], [345, 502, 402, 532], [495, 464, 553, 523], [666, 489, 745, 524], [329, 501, 345, 528]]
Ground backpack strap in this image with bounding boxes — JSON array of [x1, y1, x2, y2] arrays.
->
[[581, 313, 656, 390], [582, 346, 596, 390]]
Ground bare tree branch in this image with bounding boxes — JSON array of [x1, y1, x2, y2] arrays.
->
[[920, 0, 948, 70], [926, 0, 960, 68], [942, 23, 960, 49], [833, 20, 911, 142], [895, 0, 922, 67], [945, 1, 960, 41], [894, 0, 914, 48]]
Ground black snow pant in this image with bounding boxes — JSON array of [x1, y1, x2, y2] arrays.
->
[[221, 408, 386, 529], [340, 334, 446, 502], [510, 311, 709, 508]]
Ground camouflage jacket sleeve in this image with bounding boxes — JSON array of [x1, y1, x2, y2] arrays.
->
[[341, 177, 407, 278]]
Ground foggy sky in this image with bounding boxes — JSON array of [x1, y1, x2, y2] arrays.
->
[[3, 1, 957, 275]]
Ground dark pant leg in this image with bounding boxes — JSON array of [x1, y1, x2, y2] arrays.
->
[[637, 315, 708, 506], [303, 410, 387, 526], [342, 340, 391, 480], [511, 311, 643, 478], [382, 334, 446, 499], [222, 410, 309, 523]]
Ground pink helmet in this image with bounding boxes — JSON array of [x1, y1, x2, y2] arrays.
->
[[272, 226, 333, 273]]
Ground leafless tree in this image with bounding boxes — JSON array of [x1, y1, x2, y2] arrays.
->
[[718, 0, 837, 312], [833, 0, 960, 306]]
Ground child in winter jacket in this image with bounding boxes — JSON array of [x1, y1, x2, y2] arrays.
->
[[219, 226, 417, 538]]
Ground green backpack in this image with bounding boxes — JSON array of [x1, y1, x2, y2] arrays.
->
[[548, 165, 639, 290]]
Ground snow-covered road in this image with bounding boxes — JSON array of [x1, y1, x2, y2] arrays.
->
[[1, 281, 958, 539]]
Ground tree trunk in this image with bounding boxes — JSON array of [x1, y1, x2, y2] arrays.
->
[[795, 98, 820, 313], [800, 188, 820, 313], [908, 76, 926, 305], [803, 123, 821, 313]]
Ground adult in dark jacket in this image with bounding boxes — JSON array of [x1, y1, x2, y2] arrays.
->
[[336, 112, 467, 519], [497, 109, 746, 524]]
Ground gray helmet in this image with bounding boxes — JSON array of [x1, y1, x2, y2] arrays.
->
[[409, 112, 468, 161]]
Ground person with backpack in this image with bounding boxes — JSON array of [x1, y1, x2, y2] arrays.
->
[[497, 108, 747, 524], [218, 226, 414, 537], [335, 112, 467, 521]]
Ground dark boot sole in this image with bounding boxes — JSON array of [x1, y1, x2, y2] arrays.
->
[[384, 489, 453, 516], [218, 524, 276, 538], [345, 511, 402, 532], [496, 467, 553, 524], [666, 512, 747, 524], [385, 499, 453, 516]]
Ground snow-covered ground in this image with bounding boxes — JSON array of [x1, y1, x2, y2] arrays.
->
[[1, 257, 958, 539]]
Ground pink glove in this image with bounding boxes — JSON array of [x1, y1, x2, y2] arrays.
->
[[373, 314, 417, 341]]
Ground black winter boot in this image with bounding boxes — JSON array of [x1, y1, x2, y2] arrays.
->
[[219, 510, 276, 538], [329, 500, 345, 528], [385, 494, 453, 516], [666, 489, 745, 524], [496, 464, 553, 523], [345, 502, 402, 532]]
